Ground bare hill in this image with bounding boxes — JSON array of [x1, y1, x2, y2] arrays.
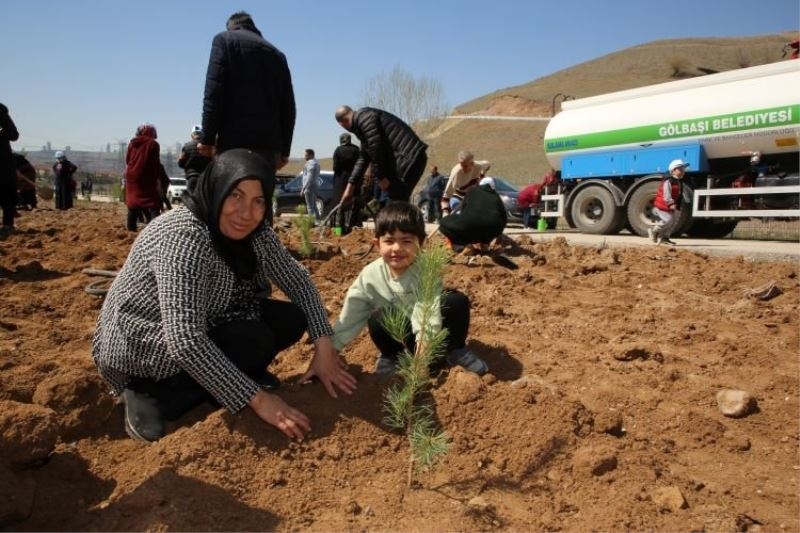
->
[[423, 32, 798, 186]]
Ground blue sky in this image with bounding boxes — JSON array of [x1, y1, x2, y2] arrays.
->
[[2, 0, 797, 160]]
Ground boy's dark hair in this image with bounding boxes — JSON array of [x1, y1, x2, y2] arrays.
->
[[227, 11, 254, 30], [374, 202, 426, 243]]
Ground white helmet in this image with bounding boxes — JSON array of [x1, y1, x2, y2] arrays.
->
[[191, 125, 203, 135], [55, 150, 65, 160]]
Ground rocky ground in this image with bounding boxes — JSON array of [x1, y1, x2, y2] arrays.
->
[[1, 201, 797, 532]]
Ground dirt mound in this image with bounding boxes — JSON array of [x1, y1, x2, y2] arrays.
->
[[1, 202, 797, 531]]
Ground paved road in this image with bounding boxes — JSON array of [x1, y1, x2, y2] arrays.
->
[[90, 198, 798, 262], [424, 222, 800, 263]]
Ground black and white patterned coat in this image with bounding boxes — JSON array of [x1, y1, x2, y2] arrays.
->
[[92, 206, 332, 412]]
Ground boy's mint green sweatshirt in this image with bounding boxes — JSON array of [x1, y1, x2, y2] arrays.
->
[[332, 257, 441, 351]]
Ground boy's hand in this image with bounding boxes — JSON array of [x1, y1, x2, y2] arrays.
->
[[300, 336, 357, 398]]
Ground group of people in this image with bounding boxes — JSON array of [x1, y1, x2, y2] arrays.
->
[[91, 11, 488, 443], [6, 9, 704, 445], [1, 103, 81, 230]]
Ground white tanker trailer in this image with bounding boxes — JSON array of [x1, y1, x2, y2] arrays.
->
[[542, 60, 800, 237]]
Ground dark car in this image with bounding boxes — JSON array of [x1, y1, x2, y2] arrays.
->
[[273, 170, 335, 217], [414, 175, 522, 221]]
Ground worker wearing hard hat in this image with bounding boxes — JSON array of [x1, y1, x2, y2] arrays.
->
[[649, 159, 688, 246]]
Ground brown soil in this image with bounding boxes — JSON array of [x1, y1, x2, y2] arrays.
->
[[1, 201, 798, 532]]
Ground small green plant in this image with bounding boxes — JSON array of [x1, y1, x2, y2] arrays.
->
[[294, 204, 315, 258], [381, 243, 451, 487], [112, 182, 123, 202]]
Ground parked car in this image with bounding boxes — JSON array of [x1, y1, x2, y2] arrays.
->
[[167, 176, 187, 203], [414, 175, 522, 221], [491, 176, 523, 220], [273, 170, 335, 217]]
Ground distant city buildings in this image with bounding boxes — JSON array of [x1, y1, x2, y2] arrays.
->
[[22, 144, 181, 176]]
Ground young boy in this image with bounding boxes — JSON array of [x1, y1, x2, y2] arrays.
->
[[332, 201, 488, 377]]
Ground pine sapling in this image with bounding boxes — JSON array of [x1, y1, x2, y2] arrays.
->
[[381, 243, 451, 487], [293, 204, 315, 258]]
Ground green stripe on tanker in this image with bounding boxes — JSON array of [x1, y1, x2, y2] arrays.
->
[[545, 104, 800, 153]]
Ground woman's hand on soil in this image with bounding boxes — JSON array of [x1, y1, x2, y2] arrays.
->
[[248, 390, 310, 441], [301, 336, 357, 398]]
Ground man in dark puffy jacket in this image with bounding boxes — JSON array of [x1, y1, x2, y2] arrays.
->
[[334, 105, 427, 205], [332, 132, 360, 231], [199, 11, 296, 202]]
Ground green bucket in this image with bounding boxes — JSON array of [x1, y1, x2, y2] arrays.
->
[[537, 218, 548, 232]]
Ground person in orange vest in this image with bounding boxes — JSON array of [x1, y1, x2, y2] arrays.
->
[[649, 159, 687, 245]]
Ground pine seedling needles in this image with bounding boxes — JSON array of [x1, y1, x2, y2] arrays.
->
[[380, 243, 451, 486], [293, 204, 315, 258]]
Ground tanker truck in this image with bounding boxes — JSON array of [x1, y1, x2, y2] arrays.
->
[[541, 60, 800, 237]]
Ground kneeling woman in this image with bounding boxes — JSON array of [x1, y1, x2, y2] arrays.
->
[[92, 149, 356, 442]]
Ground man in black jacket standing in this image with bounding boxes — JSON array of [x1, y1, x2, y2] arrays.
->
[[199, 11, 296, 221], [334, 105, 427, 205], [332, 132, 360, 231]]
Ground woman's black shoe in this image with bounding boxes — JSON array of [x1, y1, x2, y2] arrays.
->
[[122, 389, 165, 442]]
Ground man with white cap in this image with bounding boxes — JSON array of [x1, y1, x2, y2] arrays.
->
[[650, 159, 689, 245], [178, 125, 211, 194]]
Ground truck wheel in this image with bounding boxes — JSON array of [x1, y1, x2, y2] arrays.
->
[[685, 219, 739, 238], [626, 181, 660, 236], [570, 186, 624, 234]]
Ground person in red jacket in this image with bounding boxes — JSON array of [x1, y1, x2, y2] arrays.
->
[[124, 124, 166, 231], [518, 169, 559, 229], [517, 182, 542, 229], [650, 159, 687, 245]]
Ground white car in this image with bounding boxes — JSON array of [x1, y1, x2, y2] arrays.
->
[[167, 177, 187, 203]]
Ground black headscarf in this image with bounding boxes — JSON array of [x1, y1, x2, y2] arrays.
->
[[184, 149, 275, 280]]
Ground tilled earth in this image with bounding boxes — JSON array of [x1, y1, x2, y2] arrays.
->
[[1, 201, 798, 532]]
